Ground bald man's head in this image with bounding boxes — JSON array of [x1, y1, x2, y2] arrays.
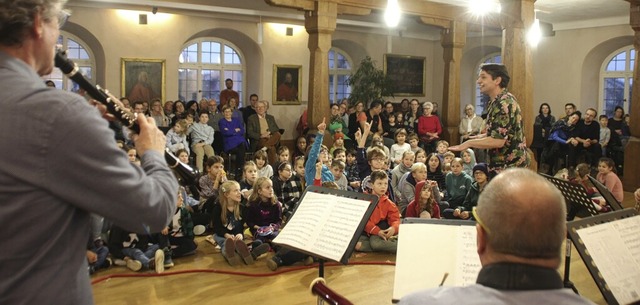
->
[[475, 168, 566, 260]]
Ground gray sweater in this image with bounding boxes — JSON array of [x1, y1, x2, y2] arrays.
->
[[0, 50, 177, 304]]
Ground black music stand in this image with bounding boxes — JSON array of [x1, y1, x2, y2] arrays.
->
[[540, 173, 599, 294], [273, 186, 379, 278], [567, 208, 639, 305], [587, 176, 624, 211]]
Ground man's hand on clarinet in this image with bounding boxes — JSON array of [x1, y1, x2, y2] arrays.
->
[[134, 115, 166, 156]]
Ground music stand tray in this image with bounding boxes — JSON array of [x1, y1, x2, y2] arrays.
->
[[540, 173, 600, 218]]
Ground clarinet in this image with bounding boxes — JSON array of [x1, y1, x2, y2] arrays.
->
[[310, 278, 354, 305], [54, 49, 198, 186]]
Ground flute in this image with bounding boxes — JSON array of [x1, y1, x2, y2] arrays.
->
[[54, 49, 198, 186], [310, 278, 354, 305]]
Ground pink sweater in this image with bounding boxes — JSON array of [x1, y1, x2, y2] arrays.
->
[[597, 172, 624, 202]]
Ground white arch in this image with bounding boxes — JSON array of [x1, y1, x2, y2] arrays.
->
[[177, 38, 245, 104]]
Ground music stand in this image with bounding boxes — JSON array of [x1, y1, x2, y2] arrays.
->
[[587, 176, 623, 211], [567, 208, 639, 305], [540, 173, 599, 294], [273, 186, 379, 278]]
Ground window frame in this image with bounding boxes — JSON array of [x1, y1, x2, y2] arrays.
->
[[328, 47, 353, 104], [473, 53, 502, 115], [599, 45, 634, 117], [43, 32, 95, 92], [178, 38, 245, 106]]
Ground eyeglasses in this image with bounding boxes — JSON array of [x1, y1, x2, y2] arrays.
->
[[57, 9, 71, 29], [472, 207, 491, 234], [371, 157, 386, 162]]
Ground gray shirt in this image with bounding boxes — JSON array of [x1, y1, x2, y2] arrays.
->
[[400, 263, 596, 305], [0, 51, 177, 304]]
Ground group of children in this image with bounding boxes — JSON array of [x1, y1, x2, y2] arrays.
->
[[94, 111, 626, 276]]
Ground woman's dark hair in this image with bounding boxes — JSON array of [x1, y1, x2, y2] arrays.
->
[[613, 106, 625, 118], [538, 103, 552, 115], [480, 63, 510, 88], [172, 100, 185, 113], [567, 111, 582, 121], [185, 100, 200, 113]]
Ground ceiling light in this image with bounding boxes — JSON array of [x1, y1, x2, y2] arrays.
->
[[384, 0, 401, 28], [468, 0, 500, 16], [527, 18, 541, 47]]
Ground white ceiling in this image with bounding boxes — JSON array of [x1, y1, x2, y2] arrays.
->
[[427, 0, 629, 28], [69, 0, 631, 34]]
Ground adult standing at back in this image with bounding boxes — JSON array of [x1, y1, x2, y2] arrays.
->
[[450, 64, 530, 175], [219, 78, 239, 109], [0, 1, 178, 303], [530, 103, 555, 165], [400, 169, 596, 305]]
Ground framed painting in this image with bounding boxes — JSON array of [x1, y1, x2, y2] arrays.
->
[[121, 58, 165, 102], [273, 64, 302, 105], [383, 54, 425, 96]]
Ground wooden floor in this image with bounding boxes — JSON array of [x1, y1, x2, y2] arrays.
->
[[91, 192, 638, 305]]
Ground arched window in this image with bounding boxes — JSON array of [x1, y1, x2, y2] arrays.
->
[[474, 53, 501, 115], [328, 48, 352, 104], [43, 33, 94, 92], [600, 46, 634, 117], [178, 39, 244, 106]]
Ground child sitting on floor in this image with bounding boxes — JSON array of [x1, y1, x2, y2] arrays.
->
[[213, 181, 270, 266], [254, 150, 273, 179], [245, 177, 283, 245], [596, 157, 624, 203], [356, 170, 401, 253], [406, 180, 440, 219]]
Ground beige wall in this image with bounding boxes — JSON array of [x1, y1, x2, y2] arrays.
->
[[64, 5, 634, 140]]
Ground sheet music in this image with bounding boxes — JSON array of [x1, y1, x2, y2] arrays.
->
[[273, 191, 371, 262], [454, 226, 482, 285], [393, 222, 481, 301], [577, 216, 640, 304]]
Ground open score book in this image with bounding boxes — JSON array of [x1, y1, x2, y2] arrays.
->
[[393, 221, 482, 302], [272, 191, 377, 264]]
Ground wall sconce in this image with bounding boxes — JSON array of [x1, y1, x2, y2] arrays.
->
[[152, 6, 158, 15], [139, 14, 147, 25], [286, 27, 293, 36]]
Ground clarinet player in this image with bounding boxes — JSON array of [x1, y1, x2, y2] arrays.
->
[[0, 1, 177, 304]]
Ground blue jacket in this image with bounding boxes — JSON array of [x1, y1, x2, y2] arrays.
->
[[305, 132, 335, 184], [218, 117, 247, 152]]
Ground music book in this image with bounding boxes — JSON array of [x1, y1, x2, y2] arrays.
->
[[392, 219, 481, 302], [568, 209, 640, 305], [272, 186, 378, 264]]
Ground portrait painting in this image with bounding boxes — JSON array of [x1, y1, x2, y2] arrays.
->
[[384, 54, 426, 96], [121, 58, 165, 102], [273, 64, 302, 105]]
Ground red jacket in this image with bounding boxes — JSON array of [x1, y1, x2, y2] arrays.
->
[[364, 195, 401, 236], [406, 180, 441, 218]]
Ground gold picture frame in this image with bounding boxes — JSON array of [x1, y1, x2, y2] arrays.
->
[[383, 54, 426, 96], [272, 64, 302, 105], [121, 58, 165, 102]]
